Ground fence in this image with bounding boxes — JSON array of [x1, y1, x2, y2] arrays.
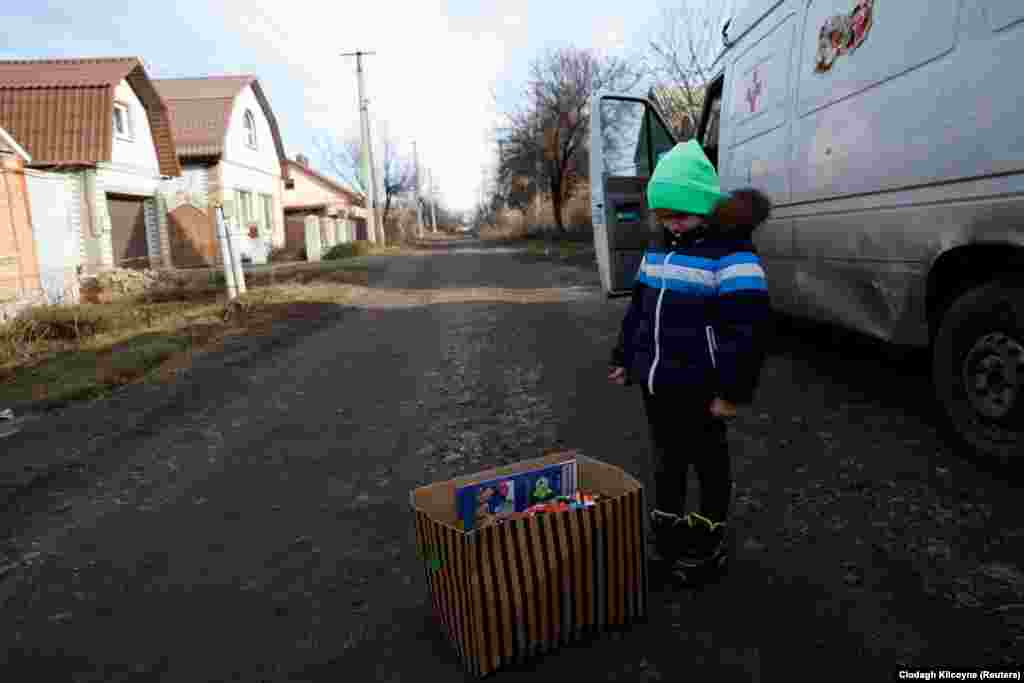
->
[[0, 264, 81, 322]]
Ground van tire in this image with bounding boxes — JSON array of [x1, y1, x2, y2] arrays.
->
[[932, 280, 1024, 462]]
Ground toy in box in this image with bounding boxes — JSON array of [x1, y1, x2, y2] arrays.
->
[[456, 460, 577, 530]]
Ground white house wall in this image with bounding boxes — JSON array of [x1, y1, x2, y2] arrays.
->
[[96, 162, 160, 197], [223, 85, 281, 174], [220, 85, 285, 252], [219, 161, 280, 200], [111, 79, 161, 174]]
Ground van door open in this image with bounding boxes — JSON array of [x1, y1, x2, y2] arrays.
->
[[589, 94, 676, 296]]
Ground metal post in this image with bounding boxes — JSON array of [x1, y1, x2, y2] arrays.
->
[[216, 204, 244, 299], [228, 207, 246, 295]]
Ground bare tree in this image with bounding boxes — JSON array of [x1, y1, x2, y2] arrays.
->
[[645, 1, 734, 140], [315, 131, 366, 194], [496, 46, 642, 233], [315, 122, 415, 236], [377, 135, 415, 231]]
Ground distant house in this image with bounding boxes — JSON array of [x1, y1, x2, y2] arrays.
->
[[0, 57, 182, 275], [153, 75, 292, 267], [283, 154, 369, 251], [0, 126, 42, 319]]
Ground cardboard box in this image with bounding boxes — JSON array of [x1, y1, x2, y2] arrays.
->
[[409, 450, 649, 677]]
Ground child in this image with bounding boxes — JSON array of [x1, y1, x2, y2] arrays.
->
[[607, 140, 772, 572]]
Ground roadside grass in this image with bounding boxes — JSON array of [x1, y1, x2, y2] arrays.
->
[[0, 259, 373, 409]]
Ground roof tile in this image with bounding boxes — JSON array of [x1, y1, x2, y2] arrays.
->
[[0, 57, 181, 176]]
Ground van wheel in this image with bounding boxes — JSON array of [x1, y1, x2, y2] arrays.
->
[[932, 280, 1024, 462]]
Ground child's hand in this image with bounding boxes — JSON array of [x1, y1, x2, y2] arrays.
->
[[710, 397, 738, 419], [608, 366, 627, 385]]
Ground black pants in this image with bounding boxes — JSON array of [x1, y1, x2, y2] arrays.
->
[[641, 386, 731, 522]]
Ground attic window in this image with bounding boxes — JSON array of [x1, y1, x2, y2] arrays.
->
[[244, 109, 257, 149], [113, 102, 133, 141]]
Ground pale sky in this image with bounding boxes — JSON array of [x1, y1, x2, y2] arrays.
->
[[1, 0, 730, 211]]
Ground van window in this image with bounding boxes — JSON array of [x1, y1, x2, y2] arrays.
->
[[601, 99, 645, 176], [702, 96, 721, 150], [798, 0, 958, 118], [601, 98, 675, 178]]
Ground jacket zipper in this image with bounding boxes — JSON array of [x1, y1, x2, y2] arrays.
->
[[706, 325, 718, 369], [647, 251, 675, 395]]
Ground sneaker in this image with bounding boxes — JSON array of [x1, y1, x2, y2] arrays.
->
[[674, 512, 728, 567], [649, 510, 691, 563]]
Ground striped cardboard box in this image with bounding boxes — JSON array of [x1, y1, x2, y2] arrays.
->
[[410, 450, 649, 677]]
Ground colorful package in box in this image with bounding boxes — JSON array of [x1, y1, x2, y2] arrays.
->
[[456, 459, 578, 530]]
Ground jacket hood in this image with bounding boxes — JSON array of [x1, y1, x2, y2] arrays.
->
[[649, 188, 773, 250], [646, 140, 727, 216], [711, 188, 773, 239]]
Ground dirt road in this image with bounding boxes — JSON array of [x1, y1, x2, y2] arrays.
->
[[1, 237, 1020, 681]]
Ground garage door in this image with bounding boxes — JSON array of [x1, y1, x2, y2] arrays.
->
[[107, 195, 149, 270], [285, 215, 307, 251]]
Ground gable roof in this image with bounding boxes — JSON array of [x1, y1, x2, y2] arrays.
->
[[285, 159, 365, 205], [152, 75, 291, 184], [0, 57, 181, 176], [0, 126, 30, 161]]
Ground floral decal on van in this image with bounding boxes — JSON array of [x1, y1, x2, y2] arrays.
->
[[744, 66, 764, 113], [815, 0, 875, 74]]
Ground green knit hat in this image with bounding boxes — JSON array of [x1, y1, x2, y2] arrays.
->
[[646, 140, 727, 216]]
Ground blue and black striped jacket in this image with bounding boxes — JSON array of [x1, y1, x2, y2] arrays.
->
[[611, 201, 772, 404]]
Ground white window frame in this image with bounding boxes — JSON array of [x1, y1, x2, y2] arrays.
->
[[260, 193, 274, 236], [113, 102, 134, 141], [243, 109, 258, 149], [237, 190, 253, 224]]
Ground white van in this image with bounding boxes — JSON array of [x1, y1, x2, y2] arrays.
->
[[590, 0, 1024, 461]]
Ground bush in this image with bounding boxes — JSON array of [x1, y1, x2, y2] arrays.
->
[[324, 241, 374, 260], [0, 305, 117, 363]]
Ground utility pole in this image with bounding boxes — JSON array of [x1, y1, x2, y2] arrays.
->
[[413, 141, 424, 238], [342, 50, 382, 245], [428, 169, 438, 232]]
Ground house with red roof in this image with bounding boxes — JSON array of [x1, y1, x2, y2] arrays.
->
[[283, 153, 369, 252], [153, 75, 292, 267], [0, 57, 181, 275]]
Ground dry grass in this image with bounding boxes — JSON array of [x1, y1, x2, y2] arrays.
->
[[0, 260, 369, 408]]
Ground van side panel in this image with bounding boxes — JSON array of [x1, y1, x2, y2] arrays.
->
[[729, 0, 1024, 346], [718, 3, 801, 321], [987, 1, 1024, 33], [791, 0, 963, 202], [724, 11, 797, 202]]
